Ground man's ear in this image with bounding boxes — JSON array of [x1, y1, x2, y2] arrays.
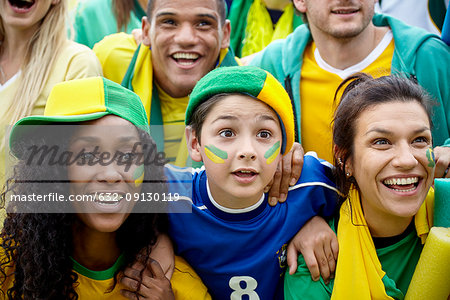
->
[[220, 20, 231, 49], [142, 16, 152, 47], [185, 126, 203, 162], [293, 0, 307, 13]]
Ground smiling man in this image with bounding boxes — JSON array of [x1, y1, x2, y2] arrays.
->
[[94, 0, 238, 166]]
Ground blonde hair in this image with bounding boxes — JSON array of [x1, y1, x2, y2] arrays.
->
[[0, 0, 67, 127]]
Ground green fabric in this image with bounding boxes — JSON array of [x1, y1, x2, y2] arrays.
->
[[185, 66, 267, 125], [72, 0, 145, 48], [250, 13, 450, 148], [284, 219, 423, 300], [228, 0, 303, 57], [121, 46, 239, 153], [71, 254, 125, 280]]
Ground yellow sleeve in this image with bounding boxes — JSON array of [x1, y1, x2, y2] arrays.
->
[[93, 33, 138, 84], [171, 256, 211, 300]]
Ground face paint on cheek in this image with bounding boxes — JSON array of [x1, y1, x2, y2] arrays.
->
[[133, 164, 145, 187], [204, 145, 228, 164], [426, 147, 435, 168], [264, 141, 280, 165]]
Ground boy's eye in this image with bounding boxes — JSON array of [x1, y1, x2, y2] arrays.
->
[[257, 131, 271, 139], [219, 129, 234, 138]]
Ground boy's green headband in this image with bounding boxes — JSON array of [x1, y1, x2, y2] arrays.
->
[[186, 66, 295, 154], [9, 77, 149, 158]]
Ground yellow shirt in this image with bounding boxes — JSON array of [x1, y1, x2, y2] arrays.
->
[[300, 33, 394, 163], [0, 255, 210, 299], [156, 84, 189, 164]]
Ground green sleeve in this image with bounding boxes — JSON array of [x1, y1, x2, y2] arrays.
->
[[414, 38, 450, 147], [284, 254, 333, 300]]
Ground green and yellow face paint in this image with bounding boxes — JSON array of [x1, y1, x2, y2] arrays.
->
[[264, 141, 280, 165], [133, 164, 145, 187], [426, 147, 435, 168], [205, 145, 228, 164]]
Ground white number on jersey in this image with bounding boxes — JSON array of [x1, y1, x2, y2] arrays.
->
[[229, 276, 260, 300]]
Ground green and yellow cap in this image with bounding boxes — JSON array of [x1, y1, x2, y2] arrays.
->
[[9, 77, 149, 157], [186, 66, 295, 154]]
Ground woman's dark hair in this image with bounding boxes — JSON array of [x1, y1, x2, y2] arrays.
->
[[0, 125, 168, 299], [332, 73, 434, 198]]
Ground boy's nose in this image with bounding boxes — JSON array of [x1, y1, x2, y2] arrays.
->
[[239, 152, 256, 160]]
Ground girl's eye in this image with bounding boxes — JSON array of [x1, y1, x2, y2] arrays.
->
[[117, 152, 137, 163], [219, 130, 234, 138], [257, 131, 271, 139], [413, 136, 429, 144], [374, 139, 390, 145], [76, 152, 98, 164]]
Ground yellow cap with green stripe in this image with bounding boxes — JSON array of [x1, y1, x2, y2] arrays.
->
[[186, 66, 295, 154], [9, 77, 149, 157]]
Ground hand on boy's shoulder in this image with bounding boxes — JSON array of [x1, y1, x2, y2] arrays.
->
[[267, 142, 304, 206]]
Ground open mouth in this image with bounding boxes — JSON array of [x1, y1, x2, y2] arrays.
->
[[383, 177, 420, 193], [172, 52, 199, 66], [233, 170, 258, 178], [8, 0, 35, 9], [93, 194, 124, 205], [332, 8, 359, 15]]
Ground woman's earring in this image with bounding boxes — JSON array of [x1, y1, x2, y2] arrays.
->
[[338, 158, 343, 166], [346, 172, 351, 178]]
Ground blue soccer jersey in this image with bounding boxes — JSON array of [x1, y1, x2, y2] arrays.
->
[[165, 153, 338, 300]]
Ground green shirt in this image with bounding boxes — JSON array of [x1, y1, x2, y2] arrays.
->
[[284, 219, 423, 300], [71, 0, 145, 48]]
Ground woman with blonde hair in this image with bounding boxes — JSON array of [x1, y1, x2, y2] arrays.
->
[[0, 0, 102, 183]]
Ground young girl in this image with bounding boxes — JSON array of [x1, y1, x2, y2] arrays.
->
[[0, 77, 209, 299]]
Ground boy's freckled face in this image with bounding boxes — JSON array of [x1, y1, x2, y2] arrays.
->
[[196, 95, 282, 209]]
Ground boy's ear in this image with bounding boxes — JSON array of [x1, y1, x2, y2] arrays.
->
[[185, 126, 203, 162]]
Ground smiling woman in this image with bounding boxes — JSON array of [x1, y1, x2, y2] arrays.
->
[[0, 77, 210, 299], [285, 73, 437, 300]]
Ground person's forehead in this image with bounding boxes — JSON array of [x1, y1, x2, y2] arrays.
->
[[151, 0, 219, 17]]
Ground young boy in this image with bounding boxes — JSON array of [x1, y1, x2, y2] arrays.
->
[[165, 66, 338, 299]]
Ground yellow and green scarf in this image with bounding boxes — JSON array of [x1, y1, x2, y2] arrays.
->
[[332, 187, 434, 299], [228, 0, 303, 57]]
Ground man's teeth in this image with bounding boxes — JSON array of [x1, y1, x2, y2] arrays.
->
[[173, 53, 199, 60], [383, 177, 418, 185]]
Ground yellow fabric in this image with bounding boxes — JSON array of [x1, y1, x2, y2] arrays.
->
[[332, 187, 434, 300], [242, 0, 294, 57], [405, 227, 450, 300], [257, 70, 295, 154], [172, 256, 212, 300], [156, 84, 189, 163], [300, 41, 394, 163], [44, 77, 106, 116], [0, 255, 210, 299], [74, 270, 126, 299]]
